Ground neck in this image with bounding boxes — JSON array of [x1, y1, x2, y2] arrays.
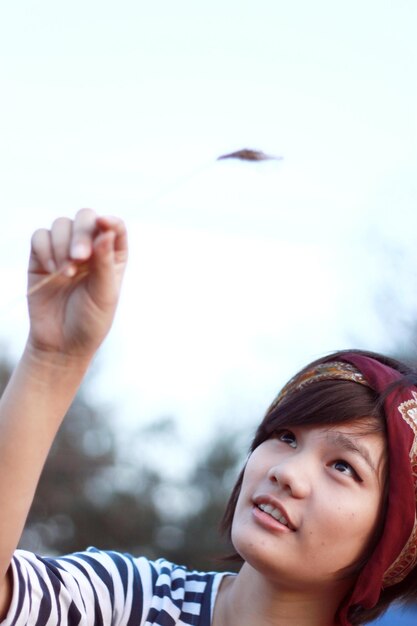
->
[[212, 563, 351, 626]]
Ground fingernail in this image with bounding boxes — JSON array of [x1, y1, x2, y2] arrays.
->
[[71, 243, 89, 259], [47, 260, 57, 273], [64, 264, 77, 277]]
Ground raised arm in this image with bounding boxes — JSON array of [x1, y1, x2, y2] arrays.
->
[[0, 209, 128, 618]]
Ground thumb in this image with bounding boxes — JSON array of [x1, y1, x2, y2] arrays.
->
[[87, 230, 119, 307]]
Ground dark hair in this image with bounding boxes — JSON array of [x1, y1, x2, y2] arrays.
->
[[220, 349, 417, 625]]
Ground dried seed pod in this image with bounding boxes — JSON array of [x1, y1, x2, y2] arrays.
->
[[217, 148, 283, 162]]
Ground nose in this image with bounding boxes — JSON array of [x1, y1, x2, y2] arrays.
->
[[267, 453, 312, 499]]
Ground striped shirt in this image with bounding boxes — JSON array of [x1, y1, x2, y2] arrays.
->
[[2, 548, 231, 626]]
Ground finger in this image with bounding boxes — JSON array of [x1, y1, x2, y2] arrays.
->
[[96, 215, 128, 260], [30, 228, 56, 274], [85, 230, 118, 306], [51, 217, 73, 270], [91, 224, 127, 275], [92, 230, 117, 269], [70, 208, 98, 261], [85, 218, 128, 306]]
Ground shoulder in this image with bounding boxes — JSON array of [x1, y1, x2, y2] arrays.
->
[[4, 549, 226, 625], [138, 556, 228, 625], [137, 557, 221, 610]]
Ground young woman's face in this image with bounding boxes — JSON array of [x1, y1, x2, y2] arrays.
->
[[232, 419, 386, 591]]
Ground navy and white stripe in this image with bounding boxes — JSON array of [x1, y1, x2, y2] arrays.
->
[[1, 548, 230, 625]]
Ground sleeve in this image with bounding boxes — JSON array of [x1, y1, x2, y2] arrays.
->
[[0, 548, 155, 626]]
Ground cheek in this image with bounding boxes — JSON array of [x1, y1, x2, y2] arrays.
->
[[358, 500, 384, 547], [234, 457, 261, 502], [239, 446, 272, 485], [230, 497, 251, 558], [319, 496, 381, 549], [232, 478, 252, 527], [230, 469, 261, 547]]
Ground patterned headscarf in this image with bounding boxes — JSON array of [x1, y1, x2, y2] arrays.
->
[[269, 353, 417, 625]]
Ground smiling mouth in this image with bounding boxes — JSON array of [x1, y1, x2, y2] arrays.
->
[[257, 503, 294, 529]]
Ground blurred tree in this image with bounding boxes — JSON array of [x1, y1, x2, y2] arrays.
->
[[19, 383, 163, 557], [0, 357, 243, 571], [152, 429, 245, 571]]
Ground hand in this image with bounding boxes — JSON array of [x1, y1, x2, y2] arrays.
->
[[27, 209, 128, 359]]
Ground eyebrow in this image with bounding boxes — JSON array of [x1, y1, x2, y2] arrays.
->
[[325, 432, 377, 473]]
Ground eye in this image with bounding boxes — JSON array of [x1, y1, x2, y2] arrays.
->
[[276, 429, 297, 448], [332, 460, 361, 482]]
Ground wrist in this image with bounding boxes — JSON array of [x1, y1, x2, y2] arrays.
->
[[22, 340, 93, 379]]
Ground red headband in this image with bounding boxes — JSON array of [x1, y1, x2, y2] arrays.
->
[[271, 354, 417, 624], [337, 354, 417, 625]]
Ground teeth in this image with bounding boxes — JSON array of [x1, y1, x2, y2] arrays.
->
[[258, 503, 289, 526]]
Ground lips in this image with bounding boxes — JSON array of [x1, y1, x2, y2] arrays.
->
[[253, 495, 296, 531]]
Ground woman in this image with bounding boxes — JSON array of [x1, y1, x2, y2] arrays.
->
[[0, 209, 416, 625], [221, 355, 417, 625]]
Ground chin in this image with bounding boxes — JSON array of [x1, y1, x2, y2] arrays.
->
[[231, 527, 286, 581]]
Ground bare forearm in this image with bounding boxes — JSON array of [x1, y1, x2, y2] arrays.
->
[[0, 211, 127, 619], [0, 343, 91, 578]]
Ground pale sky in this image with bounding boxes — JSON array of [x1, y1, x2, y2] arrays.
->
[[0, 1, 417, 446]]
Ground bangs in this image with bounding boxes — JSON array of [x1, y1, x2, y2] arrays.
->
[[253, 379, 385, 451]]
